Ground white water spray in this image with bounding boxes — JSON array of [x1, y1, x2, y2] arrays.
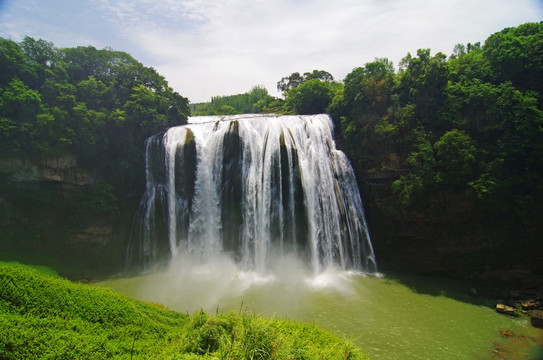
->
[[127, 114, 377, 274]]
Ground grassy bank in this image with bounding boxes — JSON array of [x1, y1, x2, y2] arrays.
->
[[0, 262, 369, 359]]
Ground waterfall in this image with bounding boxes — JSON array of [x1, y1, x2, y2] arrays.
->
[[126, 114, 377, 274]]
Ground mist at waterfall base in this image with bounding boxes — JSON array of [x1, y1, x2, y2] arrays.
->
[[105, 114, 543, 359]]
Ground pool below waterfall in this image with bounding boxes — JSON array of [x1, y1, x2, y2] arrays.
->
[[100, 255, 543, 360]]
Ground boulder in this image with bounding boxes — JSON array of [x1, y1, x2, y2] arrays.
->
[[496, 304, 518, 316], [521, 299, 541, 311]]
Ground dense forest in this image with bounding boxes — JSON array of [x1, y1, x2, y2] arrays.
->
[[191, 85, 283, 115], [0, 36, 189, 188], [329, 22, 543, 225], [0, 22, 542, 285]]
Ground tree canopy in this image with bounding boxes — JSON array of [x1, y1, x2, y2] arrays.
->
[[327, 21, 543, 224], [191, 86, 282, 115], [277, 70, 334, 95], [0, 36, 190, 193]]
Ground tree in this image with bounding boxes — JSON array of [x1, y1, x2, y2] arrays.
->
[[433, 129, 476, 186], [19, 36, 58, 88], [0, 78, 41, 152], [284, 79, 336, 114], [398, 49, 449, 128], [483, 22, 543, 93], [277, 72, 304, 95], [277, 70, 334, 96], [341, 58, 395, 118], [0, 38, 36, 85], [392, 130, 436, 205]]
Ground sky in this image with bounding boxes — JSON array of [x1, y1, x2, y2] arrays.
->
[[0, 0, 541, 103]]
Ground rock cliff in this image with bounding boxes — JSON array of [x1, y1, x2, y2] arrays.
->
[[0, 155, 96, 185], [0, 154, 127, 278], [347, 147, 543, 296]]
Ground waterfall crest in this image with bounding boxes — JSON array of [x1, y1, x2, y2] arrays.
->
[[127, 114, 377, 274]]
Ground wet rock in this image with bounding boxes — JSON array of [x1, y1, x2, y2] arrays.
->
[[496, 304, 518, 316], [521, 299, 541, 311], [67, 224, 114, 247]]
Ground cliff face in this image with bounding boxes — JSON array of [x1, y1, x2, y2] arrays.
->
[[0, 155, 96, 185], [0, 154, 129, 278], [349, 148, 543, 294]]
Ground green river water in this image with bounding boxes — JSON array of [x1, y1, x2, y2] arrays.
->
[[100, 255, 543, 359]]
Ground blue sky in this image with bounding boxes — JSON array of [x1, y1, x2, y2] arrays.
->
[[0, 0, 541, 103]]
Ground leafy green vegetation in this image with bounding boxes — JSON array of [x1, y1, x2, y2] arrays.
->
[[323, 22, 543, 225], [0, 263, 369, 360], [0, 36, 189, 162], [191, 86, 283, 115], [0, 36, 189, 200], [192, 70, 339, 116]]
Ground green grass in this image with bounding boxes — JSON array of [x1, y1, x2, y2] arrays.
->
[[0, 262, 370, 359]]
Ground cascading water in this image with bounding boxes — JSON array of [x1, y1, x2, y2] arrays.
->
[[126, 114, 377, 274]]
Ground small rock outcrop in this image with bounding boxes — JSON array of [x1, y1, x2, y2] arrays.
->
[[496, 304, 518, 317], [0, 155, 96, 185]]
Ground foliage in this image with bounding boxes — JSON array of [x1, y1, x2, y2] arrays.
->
[[331, 21, 543, 224], [0, 263, 370, 360], [0, 36, 190, 189], [433, 129, 476, 186], [0, 37, 190, 265], [277, 69, 334, 95], [328, 58, 396, 143], [192, 70, 337, 116], [284, 79, 340, 115], [192, 86, 282, 115]]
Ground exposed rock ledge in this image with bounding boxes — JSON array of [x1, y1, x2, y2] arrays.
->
[[0, 155, 96, 185]]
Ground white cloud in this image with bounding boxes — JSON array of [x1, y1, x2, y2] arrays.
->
[[1, 0, 542, 102]]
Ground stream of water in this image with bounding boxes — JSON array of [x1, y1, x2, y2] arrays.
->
[[100, 255, 543, 360]]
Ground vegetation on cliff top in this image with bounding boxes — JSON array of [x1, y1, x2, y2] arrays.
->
[[0, 262, 368, 360], [191, 85, 284, 115], [330, 22, 543, 227], [0, 36, 189, 190]]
